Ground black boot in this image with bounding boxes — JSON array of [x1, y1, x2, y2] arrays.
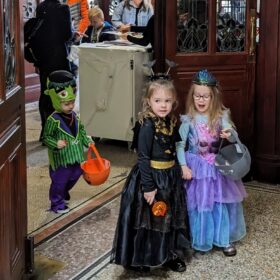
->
[[164, 257, 186, 272]]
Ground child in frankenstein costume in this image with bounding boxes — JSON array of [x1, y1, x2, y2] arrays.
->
[[43, 70, 93, 214]]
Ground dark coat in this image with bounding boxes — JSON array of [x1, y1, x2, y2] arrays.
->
[[34, 0, 73, 71], [127, 15, 154, 49], [34, 0, 74, 138]]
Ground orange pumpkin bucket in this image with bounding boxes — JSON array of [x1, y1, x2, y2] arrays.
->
[[152, 201, 168, 217], [81, 143, 110, 186]]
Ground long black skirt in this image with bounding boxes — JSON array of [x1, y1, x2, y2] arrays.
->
[[111, 164, 191, 268]]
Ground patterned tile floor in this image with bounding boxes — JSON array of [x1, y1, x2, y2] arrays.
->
[[26, 104, 280, 280], [32, 183, 280, 280]]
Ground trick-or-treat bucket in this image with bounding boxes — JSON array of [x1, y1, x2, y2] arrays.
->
[[81, 143, 110, 186], [215, 129, 251, 180], [152, 201, 168, 217]]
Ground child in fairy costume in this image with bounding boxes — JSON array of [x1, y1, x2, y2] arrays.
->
[[111, 78, 191, 272], [43, 70, 92, 213], [176, 69, 247, 256]]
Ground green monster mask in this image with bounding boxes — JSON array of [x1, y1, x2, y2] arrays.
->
[[44, 70, 76, 113]]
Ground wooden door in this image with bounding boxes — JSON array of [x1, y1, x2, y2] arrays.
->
[[0, 1, 28, 279], [254, 0, 280, 183], [164, 0, 256, 149]]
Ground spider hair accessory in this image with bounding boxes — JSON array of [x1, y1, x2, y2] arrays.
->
[[143, 59, 178, 81], [193, 69, 218, 86]]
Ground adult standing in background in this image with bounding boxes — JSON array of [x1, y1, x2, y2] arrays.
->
[[59, 0, 90, 112], [120, 15, 154, 49], [112, 0, 153, 30], [60, 0, 90, 34], [34, 0, 73, 141]]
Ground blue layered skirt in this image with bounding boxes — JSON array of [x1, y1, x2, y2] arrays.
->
[[185, 152, 247, 252]]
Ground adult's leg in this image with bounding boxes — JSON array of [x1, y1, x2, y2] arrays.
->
[[38, 69, 54, 140]]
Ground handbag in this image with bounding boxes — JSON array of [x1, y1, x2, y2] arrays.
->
[[215, 129, 251, 180], [24, 17, 45, 64]]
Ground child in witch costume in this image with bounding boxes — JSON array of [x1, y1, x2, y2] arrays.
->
[[111, 78, 191, 272], [43, 70, 93, 214]]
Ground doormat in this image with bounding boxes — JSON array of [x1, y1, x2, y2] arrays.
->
[[28, 254, 65, 280]]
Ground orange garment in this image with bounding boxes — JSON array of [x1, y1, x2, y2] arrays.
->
[[66, 0, 90, 33]]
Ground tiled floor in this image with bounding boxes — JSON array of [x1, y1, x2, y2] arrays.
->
[[32, 183, 280, 280], [26, 104, 280, 280]]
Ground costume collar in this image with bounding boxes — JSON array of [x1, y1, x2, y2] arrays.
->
[[52, 112, 78, 138]]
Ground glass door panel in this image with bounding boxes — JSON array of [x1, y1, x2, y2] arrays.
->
[[216, 0, 246, 52], [177, 0, 208, 52]]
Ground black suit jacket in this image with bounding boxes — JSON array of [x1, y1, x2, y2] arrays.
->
[[34, 0, 73, 71]]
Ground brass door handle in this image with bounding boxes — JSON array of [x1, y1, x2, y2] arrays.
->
[[249, 9, 256, 56]]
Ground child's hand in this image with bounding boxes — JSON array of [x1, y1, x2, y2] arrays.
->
[[220, 129, 231, 139], [88, 142, 94, 148], [181, 165, 192, 180], [57, 140, 67, 149], [144, 189, 157, 205]]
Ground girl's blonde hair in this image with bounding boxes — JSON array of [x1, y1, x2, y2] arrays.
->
[[186, 83, 234, 131], [138, 79, 178, 123], [124, 0, 154, 12]]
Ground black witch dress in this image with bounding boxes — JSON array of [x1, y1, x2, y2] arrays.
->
[[111, 116, 190, 268]]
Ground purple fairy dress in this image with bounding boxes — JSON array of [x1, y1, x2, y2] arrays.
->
[[176, 112, 247, 252]]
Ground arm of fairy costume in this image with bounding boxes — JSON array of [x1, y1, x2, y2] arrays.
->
[[77, 117, 93, 147], [77, 0, 90, 33], [137, 119, 156, 192], [221, 109, 236, 143], [42, 116, 60, 150], [111, 2, 125, 28], [176, 120, 190, 166]]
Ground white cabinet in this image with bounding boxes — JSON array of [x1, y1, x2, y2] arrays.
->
[[78, 43, 151, 141]]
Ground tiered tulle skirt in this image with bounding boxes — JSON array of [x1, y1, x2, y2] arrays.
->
[[185, 152, 247, 252], [111, 164, 190, 267]]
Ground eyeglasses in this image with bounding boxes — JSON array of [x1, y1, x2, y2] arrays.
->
[[193, 94, 211, 101]]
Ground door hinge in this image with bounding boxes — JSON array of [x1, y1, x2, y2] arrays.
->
[[130, 59, 134, 70], [25, 235, 34, 274]]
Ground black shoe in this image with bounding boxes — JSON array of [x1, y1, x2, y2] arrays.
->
[[223, 244, 237, 257], [65, 193, 71, 203], [164, 258, 186, 272]]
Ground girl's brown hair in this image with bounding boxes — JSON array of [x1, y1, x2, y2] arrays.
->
[[185, 83, 234, 131], [138, 79, 178, 123]]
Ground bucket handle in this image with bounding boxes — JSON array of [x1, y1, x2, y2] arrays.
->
[[88, 143, 105, 169], [218, 128, 245, 154]]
